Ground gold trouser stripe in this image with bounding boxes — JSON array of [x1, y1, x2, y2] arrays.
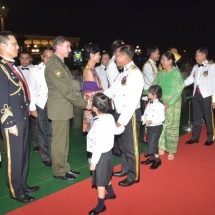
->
[[5, 129, 15, 198], [132, 113, 139, 181], [212, 107, 215, 140]]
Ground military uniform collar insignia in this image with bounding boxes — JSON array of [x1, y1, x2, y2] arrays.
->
[[124, 61, 133, 71], [93, 116, 99, 121], [200, 60, 208, 67], [0, 55, 15, 65]]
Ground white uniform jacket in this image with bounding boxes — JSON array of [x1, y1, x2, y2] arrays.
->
[[104, 61, 144, 126], [95, 64, 109, 90], [106, 56, 119, 87], [18, 64, 34, 85], [142, 58, 158, 91], [184, 61, 215, 102], [28, 62, 48, 110]]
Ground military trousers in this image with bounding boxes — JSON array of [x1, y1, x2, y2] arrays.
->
[[51, 120, 71, 176], [192, 93, 214, 141], [116, 108, 141, 181], [30, 115, 39, 148], [1, 118, 30, 198], [36, 104, 52, 162]]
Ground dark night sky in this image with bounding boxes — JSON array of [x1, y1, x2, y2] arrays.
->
[[2, 0, 215, 55]]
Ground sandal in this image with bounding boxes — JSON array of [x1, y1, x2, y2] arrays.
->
[[168, 153, 174, 160], [159, 149, 164, 155]]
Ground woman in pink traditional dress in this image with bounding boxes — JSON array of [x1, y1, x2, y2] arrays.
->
[[83, 43, 103, 164], [83, 43, 103, 132]]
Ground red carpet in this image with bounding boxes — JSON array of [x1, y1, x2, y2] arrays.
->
[[6, 126, 215, 215]]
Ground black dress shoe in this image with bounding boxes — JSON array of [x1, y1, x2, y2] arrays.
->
[[204, 140, 214, 146], [67, 170, 81, 177], [118, 178, 139, 187], [185, 139, 199, 144], [24, 186, 39, 193], [88, 205, 106, 215], [33, 146, 39, 151], [113, 171, 128, 177], [53, 172, 76, 180], [10, 194, 35, 203], [140, 158, 155, 165], [105, 194, 116, 200], [43, 160, 52, 167], [150, 160, 162, 169]]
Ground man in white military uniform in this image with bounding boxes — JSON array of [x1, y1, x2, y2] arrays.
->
[[18, 50, 34, 84], [106, 39, 124, 87], [184, 47, 215, 145], [18, 50, 39, 151], [142, 46, 159, 96], [141, 46, 160, 142], [106, 40, 124, 157], [28, 47, 54, 167], [95, 52, 110, 90], [104, 44, 144, 186]]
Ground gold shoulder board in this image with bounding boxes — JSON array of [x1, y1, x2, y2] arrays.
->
[[130, 65, 137, 70], [1, 59, 7, 64]]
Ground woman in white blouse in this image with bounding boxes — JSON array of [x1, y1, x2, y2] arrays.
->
[[87, 93, 124, 215]]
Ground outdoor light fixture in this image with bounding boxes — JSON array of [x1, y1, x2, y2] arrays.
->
[[135, 46, 141, 55]]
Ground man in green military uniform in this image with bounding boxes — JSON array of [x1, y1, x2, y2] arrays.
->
[[45, 36, 90, 180]]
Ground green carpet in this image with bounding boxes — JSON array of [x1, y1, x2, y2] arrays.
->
[[0, 101, 190, 215]]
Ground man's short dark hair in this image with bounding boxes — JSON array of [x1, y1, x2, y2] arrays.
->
[[111, 39, 124, 53], [53, 36, 70, 51], [197, 47, 208, 57], [117, 44, 134, 59], [101, 51, 110, 58], [19, 50, 31, 57], [0, 31, 14, 44], [147, 46, 159, 56], [41, 46, 54, 55]]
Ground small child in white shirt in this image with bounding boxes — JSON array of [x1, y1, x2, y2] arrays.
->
[[141, 85, 165, 169], [87, 93, 124, 214]]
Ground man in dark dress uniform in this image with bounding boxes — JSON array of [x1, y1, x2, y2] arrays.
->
[[0, 31, 39, 203], [18, 51, 39, 151]]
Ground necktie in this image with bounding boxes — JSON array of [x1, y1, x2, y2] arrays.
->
[[196, 85, 201, 94], [117, 67, 124, 73], [21, 67, 29, 70], [198, 64, 204, 67]]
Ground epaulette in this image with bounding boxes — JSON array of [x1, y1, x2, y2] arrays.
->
[[130, 65, 137, 70], [0, 58, 7, 64], [54, 58, 60, 65]]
